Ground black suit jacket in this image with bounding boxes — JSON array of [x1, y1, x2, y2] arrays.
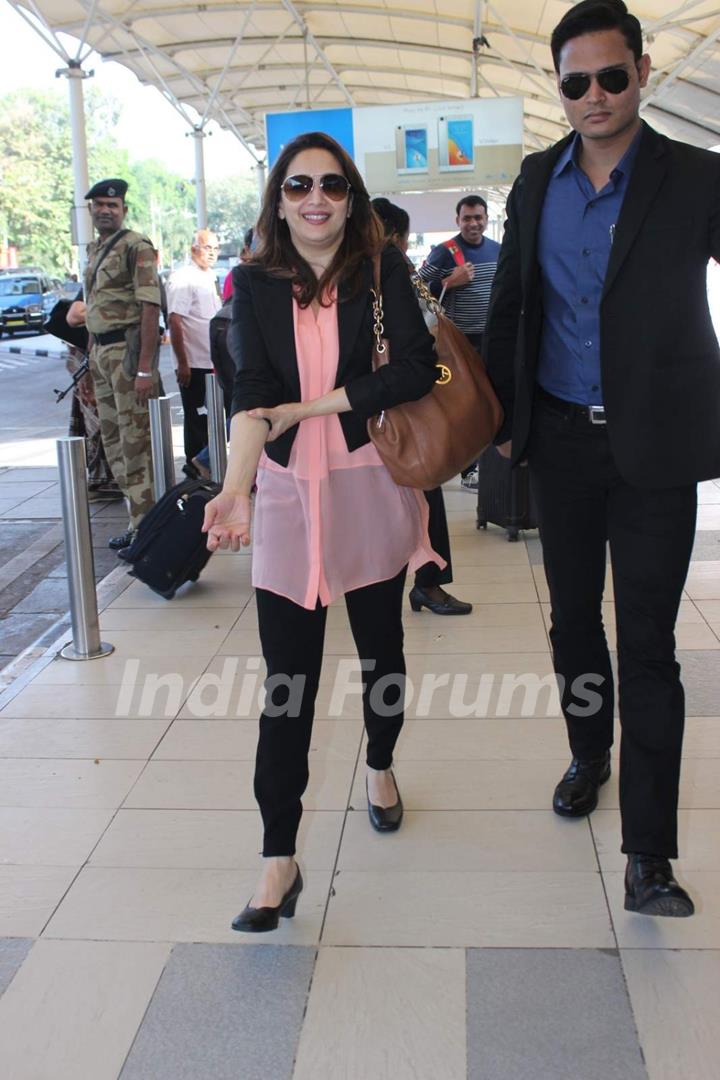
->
[[228, 244, 437, 467], [485, 122, 720, 488]]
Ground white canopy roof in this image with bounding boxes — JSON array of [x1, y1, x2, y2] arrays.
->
[[9, 0, 720, 160]]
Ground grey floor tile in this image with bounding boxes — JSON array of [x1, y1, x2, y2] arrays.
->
[[49, 547, 121, 580], [466, 948, 647, 1080], [0, 523, 50, 563], [0, 938, 33, 996], [12, 578, 71, 614], [524, 536, 545, 566], [0, 613, 59, 654], [690, 531, 720, 561], [120, 944, 316, 1080], [677, 651, 720, 715]]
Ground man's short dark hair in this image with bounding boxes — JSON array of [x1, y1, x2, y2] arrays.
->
[[550, 0, 643, 71], [456, 195, 488, 217]]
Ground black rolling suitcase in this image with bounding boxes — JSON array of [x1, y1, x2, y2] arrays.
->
[[119, 477, 221, 598], [476, 446, 538, 542]]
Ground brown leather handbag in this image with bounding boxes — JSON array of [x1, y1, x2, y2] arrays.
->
[[367, 256, 503, 489]]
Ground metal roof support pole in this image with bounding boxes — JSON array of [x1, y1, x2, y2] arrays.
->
[[471, 0, 483, 97], [643, 19, 720, 109], [279, 0, 355, 105], [255, 160, 267, 198], [57, 60, 94, 270], [190, 127, 208, 228]]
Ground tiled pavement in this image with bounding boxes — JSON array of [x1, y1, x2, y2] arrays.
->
[[1, 480, 720, 1078]]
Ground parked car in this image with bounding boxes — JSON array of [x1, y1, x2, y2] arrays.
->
[[0, 270, 63, 336]]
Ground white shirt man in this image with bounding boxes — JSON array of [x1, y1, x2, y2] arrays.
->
[[167, 230, 221, 475]]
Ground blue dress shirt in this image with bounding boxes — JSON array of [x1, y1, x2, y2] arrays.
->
[[536, 129, 642, 405]]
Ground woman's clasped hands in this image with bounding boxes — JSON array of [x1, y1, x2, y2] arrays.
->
[[247, 402, 307, 441]]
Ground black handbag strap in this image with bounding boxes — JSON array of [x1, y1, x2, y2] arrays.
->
[[86, 228, 130, 296]]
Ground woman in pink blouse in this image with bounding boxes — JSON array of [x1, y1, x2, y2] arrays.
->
[[203, 132, 442, 933]]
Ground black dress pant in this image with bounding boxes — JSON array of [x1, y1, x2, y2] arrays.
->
[[415, 487, 453, 588], [179, 367, 209, 464], [528, 396, 697, 857], [254, 567, 407, 856]]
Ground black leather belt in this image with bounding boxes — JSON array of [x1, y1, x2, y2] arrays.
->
[[536, 385, 607, 425], [94, 328, 127, 346]]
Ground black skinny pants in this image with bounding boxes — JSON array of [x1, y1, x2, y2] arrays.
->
[[528, 397, 697, 858], [255, 567, 407, 856], [415, 487, 453, 589]]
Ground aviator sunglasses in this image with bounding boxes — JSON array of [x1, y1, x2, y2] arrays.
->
[[281, 173, 352, 202], [560, 64, 632, 100]]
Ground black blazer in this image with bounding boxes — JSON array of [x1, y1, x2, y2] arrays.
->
[[485, 122, 720, 489], [228, 244, 437, 467]]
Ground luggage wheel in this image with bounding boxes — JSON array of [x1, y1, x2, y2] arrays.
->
[[506, 528, 519, 542]]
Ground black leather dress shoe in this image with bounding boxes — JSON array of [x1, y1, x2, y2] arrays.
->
[[367, 771, 403, 832], [625, 854, 694, 918], [108, 528, 136, 551], [409, 585, 473, 615], [552, 751, 611, 817], [231, 866, 303, 933]]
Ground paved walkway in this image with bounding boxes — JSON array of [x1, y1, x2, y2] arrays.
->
[[0, 480, 719, 1079]]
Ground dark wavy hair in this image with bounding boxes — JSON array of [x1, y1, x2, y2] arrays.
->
[[371, 197, 410, 242], [253, 131, 384, 307], [551, 1, 643, 71]]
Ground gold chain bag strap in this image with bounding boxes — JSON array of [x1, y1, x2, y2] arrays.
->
[[367, 254, 504, 490]]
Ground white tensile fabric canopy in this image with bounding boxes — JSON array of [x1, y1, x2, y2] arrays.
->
[[8, 0, 720, 161]]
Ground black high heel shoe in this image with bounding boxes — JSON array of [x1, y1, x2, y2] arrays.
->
[[366, 771, 403, 832], [231, 865, 303, 933]]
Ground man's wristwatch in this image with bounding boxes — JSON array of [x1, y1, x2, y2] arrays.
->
[[136, 371, 153, 378]]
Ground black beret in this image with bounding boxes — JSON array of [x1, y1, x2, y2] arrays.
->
[[85, 178, 128, 200]]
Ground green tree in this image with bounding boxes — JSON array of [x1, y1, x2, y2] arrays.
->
[[207, 175, 259, 252], [0, 89, 76, 273], [124, 158, 195, 267], [0, 87, 197, 273]]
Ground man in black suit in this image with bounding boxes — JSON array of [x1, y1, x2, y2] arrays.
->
[[485, 0, 720, 917]]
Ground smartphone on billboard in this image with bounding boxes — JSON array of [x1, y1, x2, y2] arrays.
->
[[438, 116, 475, 171], [395, 125, 428, 173]]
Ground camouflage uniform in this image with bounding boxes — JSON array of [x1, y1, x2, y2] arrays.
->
[[84, 230, 161, 530]]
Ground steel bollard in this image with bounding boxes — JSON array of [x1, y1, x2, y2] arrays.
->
[[149, 395, 176, 500], [56, 437, 114, 661], [205, 372, 227, 483]]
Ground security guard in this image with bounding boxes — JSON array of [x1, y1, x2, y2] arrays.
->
[[83, 178, 161, 549]]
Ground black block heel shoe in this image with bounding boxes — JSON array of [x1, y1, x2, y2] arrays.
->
[[231, 866, 303, 933], [409, 585, 472, 615], [366, 771, 403, 832]]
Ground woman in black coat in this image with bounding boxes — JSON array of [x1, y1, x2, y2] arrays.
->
[[203, 133, 442, 932]]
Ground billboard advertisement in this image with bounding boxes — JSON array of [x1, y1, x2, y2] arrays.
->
[[265, 97, 523, 192], [353, 97, 523, 192], [265, 107, 354, 166]]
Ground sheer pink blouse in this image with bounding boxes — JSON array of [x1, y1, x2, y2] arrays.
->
[[251, 294, 444, 609]]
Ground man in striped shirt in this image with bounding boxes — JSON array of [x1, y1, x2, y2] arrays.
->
[[418, 195, 500, 353], [419, 195, 500, 486]]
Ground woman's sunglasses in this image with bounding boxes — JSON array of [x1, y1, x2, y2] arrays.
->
[[560, 65, 631, 101], [281, 173, 352, 202]]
